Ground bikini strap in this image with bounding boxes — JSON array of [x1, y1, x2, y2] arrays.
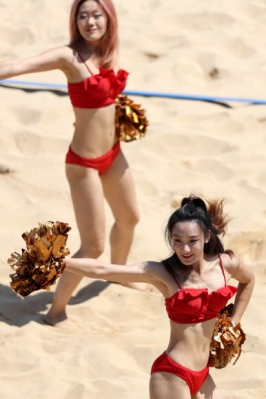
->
[[218, 254, 227, 286], [171, 274, 182, 289], [77, 52, 94, 76]]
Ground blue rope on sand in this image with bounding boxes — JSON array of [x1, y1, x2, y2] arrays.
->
[[0, 79, 66, 89], [1, 78, 266, 105]]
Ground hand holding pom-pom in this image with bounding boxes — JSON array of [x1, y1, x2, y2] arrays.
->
[[208, 303, 246, 369], [8, 221, 71, 297], [115, 94, 149, 142]]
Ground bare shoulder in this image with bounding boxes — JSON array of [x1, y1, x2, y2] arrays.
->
[[220, 252, 254, 284], [220, 252, 240, 270], [144, 261, 166, 277], [14, 45, 77, 76], [54, 45, 86, 78], [33, 45, 80, 78], [54, 45, 77, 61], [144, 261, 175, 296], [37, 45, 76, 65]]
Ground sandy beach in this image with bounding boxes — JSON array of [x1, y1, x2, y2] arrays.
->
[[0, 0, 266, 398]]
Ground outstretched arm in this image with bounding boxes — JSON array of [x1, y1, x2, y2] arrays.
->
[[0, 46, 70, 80], [65, 257, 164, 290], [230, 258, 255, 324]]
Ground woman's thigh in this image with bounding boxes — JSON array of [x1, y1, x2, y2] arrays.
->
[[101, 149, 140, 223], [65, 164, 106, 255], [193, 374, 222, 399], [150, 372, 191, 399]]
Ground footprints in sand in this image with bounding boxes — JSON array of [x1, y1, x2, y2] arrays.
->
[[176, 12, 235, 32], [196, 159, 233, 180], [223, 38, 255, 59], [3, 130, 68, 157], [11, 106, 42, 125], [258, 170, 266, 186], [0, 26, 34, 46], [228, 231, 266, 263], [142, 132, 234, 159]]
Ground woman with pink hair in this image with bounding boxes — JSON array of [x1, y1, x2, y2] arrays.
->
[[0, 0, 143, 327]]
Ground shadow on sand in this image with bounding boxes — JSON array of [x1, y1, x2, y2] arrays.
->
[[0, 280, 112, 327]]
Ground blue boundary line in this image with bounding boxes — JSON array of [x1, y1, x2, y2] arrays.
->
[[1, 79, 266, 104], [0, 79, 66, 89]]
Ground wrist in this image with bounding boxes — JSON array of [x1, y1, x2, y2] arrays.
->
[[230, 320, 236, 327]]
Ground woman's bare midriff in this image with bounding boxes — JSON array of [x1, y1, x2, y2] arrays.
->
[[166, 318, 216, 370], [70, 103, 118, 158]]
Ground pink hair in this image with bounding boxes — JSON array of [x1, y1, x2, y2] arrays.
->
[[69, 0, 119, 69]]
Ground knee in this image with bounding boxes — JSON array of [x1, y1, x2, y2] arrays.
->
[[78, 241, 105, 259], [117, 209, 140, 229], [131, 210, 140, 227]]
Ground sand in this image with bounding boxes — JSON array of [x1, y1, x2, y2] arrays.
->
[[0, 0, 266, 398]]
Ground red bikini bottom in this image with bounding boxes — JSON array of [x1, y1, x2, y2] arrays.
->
[[65, 142, 120, 175], [151, 352, 209, 395]]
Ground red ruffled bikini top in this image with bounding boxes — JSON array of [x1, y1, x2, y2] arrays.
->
[[165, 255, 237, 324], [68, 52, 128, 109]]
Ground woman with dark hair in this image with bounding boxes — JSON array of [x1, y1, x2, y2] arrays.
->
[[0, 0, 143, 328], [60, 194, 254, 398]]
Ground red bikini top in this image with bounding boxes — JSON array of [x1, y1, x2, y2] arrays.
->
[[165, 255, 238, 324], [68, 52, 128, 109]]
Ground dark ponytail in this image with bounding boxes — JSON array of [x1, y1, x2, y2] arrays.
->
[[205, 198, 232, 255]]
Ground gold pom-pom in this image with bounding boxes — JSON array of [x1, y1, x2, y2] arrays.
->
[[115, 94, 149, 142], [208, 303, 246, 369], [8, 221, 71, 297]]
